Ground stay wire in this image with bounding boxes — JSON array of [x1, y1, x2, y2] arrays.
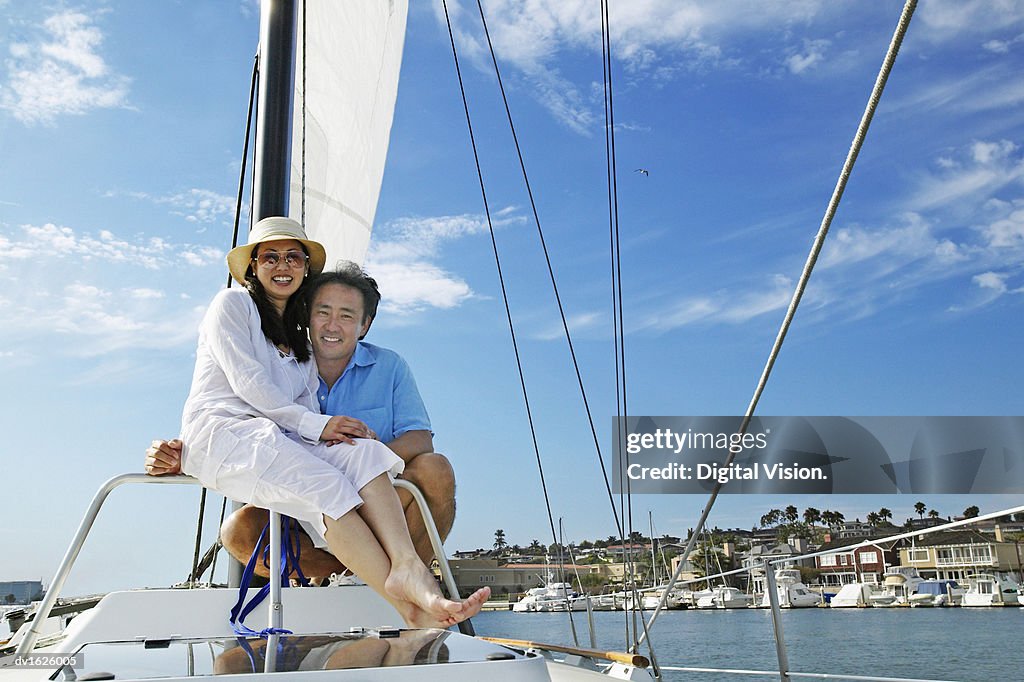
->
[[300, 0, 306, 226], [473, 0, 627, 566], [600, 0, 652, 664], [194, 51, 259, 587], [441, 0, 575, 646], [636, 0, 919, 647], [604, 7, 657, 671]]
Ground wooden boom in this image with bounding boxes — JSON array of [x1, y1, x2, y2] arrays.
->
[[480, 636, 650, 668]]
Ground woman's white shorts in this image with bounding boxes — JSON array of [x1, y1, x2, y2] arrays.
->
[[191, 417, 404, 548]]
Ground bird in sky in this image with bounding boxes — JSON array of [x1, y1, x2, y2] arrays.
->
[[634, 168, 649, 176]]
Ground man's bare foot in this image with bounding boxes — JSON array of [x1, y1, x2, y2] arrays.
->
[[384, 560, 464, 621]]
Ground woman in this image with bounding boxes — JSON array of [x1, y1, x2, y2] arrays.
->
[[179, 216, 487, 627]]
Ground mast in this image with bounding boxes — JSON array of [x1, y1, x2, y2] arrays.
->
[[227, 0, 298, 588], [253, 0, 298, 221]]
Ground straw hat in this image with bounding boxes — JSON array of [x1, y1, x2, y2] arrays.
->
[[226, 217, 327, 285]]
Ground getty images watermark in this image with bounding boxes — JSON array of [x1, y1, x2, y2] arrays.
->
[[613, 416, 1024, 494]]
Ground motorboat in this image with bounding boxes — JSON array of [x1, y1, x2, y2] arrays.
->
[[908, 580, 964, 607], [962, 572, 1021, 607], [759, 569, 822, 608], [695, 586, 753, 609], [829, 583, 887, 608], [512, 582, 577, 613], [873, 566, 923, 606]]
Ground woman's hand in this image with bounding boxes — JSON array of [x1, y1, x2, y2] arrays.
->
[[145, 439, 183, 475], [320, 415, 378, 445]]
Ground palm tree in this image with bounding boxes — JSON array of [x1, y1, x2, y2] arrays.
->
[[963, 505, 980, 518], [493, 529, 508, 553], [784, 505, 799, 523], [914, 501, 927, 519], [928, 509, 940, 520], [878, 507, 893, 525], [866, 512, 880, 527], [803, 507, 822, 525], [761, 509, 783, 527]]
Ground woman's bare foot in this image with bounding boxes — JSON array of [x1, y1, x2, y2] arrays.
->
[[385, 560, 464, 620], [437, 587, 490, 627], [393, 586, 490, 628]]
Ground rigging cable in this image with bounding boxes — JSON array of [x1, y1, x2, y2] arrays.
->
[[637, 0, 919, 646], [190, 52, 261, 586], [599, 0, 658, 667], [472, 0, 629, 585], [440, 0, 579, 646], [300, 0, 306, 227]]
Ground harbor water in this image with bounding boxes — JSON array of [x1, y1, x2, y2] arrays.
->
[[472, 607, 1023, 682]]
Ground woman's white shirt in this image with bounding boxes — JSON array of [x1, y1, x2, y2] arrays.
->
[[179, 288, 330, 475]]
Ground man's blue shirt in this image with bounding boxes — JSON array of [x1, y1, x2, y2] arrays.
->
[[316, 341, 431, 443]]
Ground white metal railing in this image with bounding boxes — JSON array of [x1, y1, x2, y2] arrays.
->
[[15, 472, 467, 657]]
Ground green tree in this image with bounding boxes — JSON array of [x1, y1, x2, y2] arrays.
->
[[914, 501, 927, 519], [821, 510, 845, 529], [493, 529, 508, 553], [760, 509, 783, 527], [784, 505, 799, 523], [577, 573, 608, 590], [803, 507, 822, 525], [963, 505, 980, 519], [866, 512, 880, 527], [878, 507, 893, 525], [928, 509, 940, 520]]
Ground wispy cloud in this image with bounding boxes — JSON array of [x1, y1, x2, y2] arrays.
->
[[626, 136, 1024, 333], [888, 63, 1024, 119], [631, 273, 796, 333], [0, 223, 223, 269], [981, 198, 1024, 248], [366, 208, 525, 315], [1, 11, 131, 125], [786, 38, 830, 75], [909, 140, 1024, 213], [106, 188, 239, 226], [917, 1, 1024, 41], [433, 1, 800, 133], [0, 223, 221, 360], [534, 311, 605, 341], [0, 281, 206, 357], [948, 270, 1024, 312]]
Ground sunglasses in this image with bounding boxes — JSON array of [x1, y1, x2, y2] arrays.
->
[[253, 250, 308, 268]]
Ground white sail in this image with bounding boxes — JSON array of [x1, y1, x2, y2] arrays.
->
[[289, 0, 408, 268]]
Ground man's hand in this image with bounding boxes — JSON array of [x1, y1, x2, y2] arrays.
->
[[145, 439, 183, 475], [320, 415, 377, 445]]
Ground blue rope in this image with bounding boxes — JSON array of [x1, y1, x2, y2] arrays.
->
[[229, 515, 308, 637]]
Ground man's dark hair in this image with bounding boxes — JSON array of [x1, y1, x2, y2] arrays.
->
[[306, 262, 381, 338]]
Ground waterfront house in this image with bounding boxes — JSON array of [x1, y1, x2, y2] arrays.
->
[[447, 559, 616, 598], [814, 537, 899, 586], [899, 529, 1024, 582]]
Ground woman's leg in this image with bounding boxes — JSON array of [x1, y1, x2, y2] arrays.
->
[[323, 474, 489, 627]]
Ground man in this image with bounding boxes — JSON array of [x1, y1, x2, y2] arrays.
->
[[146, 263, 455, 577]]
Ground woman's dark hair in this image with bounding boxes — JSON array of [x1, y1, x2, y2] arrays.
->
[[244, 243, 313, 363]]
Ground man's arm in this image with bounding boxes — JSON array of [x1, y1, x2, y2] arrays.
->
[[385, 429, 434, 464], [145, 439, 182, 475]]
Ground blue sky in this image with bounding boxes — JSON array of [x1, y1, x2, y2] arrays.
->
[[2, 1, 1023, 594]]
